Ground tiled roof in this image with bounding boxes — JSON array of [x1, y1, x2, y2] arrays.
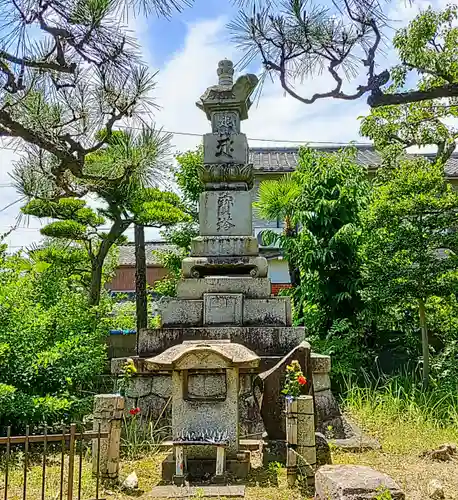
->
[[118, 241, 176, 266], [249, 146, 458, 178]]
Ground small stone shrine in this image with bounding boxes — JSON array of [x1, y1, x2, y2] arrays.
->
[[146, 340, 259, 483]]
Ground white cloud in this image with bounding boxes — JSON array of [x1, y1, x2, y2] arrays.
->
[[152, 16, 371, 153]]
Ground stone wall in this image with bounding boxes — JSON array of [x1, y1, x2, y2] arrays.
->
[[113, 352, 332, 439]]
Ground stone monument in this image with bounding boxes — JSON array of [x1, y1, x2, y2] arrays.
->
[[112, 59, 314, 480]]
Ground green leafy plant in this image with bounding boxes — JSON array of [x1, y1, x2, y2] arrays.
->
[[0, 247, 110, 430], [118, 359, 137, 397], [361, 156, 458, 386], [373, 487, 393, 500]]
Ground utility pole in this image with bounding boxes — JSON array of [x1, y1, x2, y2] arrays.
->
[[134, 224, 148, 335]]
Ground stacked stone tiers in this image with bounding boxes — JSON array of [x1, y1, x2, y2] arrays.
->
[[181, 188, 269, 279]]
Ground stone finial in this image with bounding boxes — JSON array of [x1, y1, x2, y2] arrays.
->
[[217, 59, 234, 86]]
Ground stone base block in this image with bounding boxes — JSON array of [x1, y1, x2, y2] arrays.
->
[[182, 256, 268, 278], [177, 277, 271, 299], [199, 190, 252, 236], [159, 298, 203, 327], [162, 453, 250, 482], [159, 295, 292, 328], [191, 236, 259, 257], [311, 353, 331, 374], [313, 372, 331, 392], [315, 465, 405, 499], [243, 297, 292, 326], [204, 293, 243, 325], [138, 326, 305, 357]]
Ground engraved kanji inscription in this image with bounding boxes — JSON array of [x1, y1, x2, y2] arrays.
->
[[217, 193, 235, 231], [212, 111, 239, 135], [215, 134, 234, 159]]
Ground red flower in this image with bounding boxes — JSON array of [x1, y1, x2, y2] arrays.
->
[[297, 375, 307, 386], [129, 407, 140, 416]]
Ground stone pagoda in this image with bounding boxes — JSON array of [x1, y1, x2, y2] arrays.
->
[[114, 60, 313, 482], [156, 60, 299, 334]]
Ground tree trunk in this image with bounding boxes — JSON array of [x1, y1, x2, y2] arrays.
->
[[284, 220, 303, 319], [418, 298, 430, 388], [90, 258, 104, 306], [88, 216, 130, 306], [135, 224, 148, 333]]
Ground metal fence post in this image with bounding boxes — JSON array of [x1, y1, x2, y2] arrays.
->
[[92, 394, 125, 480]]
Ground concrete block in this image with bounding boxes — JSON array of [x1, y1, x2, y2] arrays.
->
[[203, 293, 243, 325], [243, 297, 291, 326], [315, 465, 405, 499], [311, 353, 331, 374], [199, 191, 252, 236], [177, 277, 271, 299], [191, 236, 259, 257], [158, 298, 203, 327], [203, 132, 248, 165]]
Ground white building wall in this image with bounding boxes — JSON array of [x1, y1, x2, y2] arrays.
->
[[268, 257, 290, 283]]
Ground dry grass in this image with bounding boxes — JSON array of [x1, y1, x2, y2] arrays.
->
[[332, 391, 458, 500], [1, 452, 307, 500], [3, 410, 458, 499]]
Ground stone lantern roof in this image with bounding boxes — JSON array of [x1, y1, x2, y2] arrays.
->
[[145, 340, 260, 370]]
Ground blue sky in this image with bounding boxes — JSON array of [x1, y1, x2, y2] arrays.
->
[[144, 0, 239, 66], [0, 0, 453, 249]]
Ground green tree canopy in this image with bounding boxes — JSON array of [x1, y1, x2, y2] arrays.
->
[[153, 147, 203, 297], [0, 0, 189, 190], [19, 128, 190, 305], [361, 157, 458, 385], [360, 7, 458, 163], [0, 244, 110, 431], [256, 146, 370, 332]]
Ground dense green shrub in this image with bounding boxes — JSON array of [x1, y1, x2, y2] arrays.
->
[[0, 249, 109, 431]]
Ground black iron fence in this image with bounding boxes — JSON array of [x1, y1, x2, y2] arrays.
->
[[0, 424, 108, 500]]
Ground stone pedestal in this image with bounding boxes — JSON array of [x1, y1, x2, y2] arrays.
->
[[145, 340, 259, 481]]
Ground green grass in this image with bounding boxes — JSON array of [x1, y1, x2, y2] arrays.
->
[[333, 375, 458, 499], [342, 373, 458, 454], [3, 373, 458, 499]]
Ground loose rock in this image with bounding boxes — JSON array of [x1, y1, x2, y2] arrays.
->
[[122, 471, 138, 491], [428, 479, 445, 499], [421, 444, 457, 462], [315, 432, 332, 466], [315, 465, 405, 499]]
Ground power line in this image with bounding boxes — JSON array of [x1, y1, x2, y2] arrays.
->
[[0, 126, 373, 155]]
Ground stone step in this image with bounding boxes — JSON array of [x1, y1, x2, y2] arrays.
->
[[137, 325, 305, 357], [176, 276, 271, 299], [181, 255, 268, 279], [191, 236, 259, 257]]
